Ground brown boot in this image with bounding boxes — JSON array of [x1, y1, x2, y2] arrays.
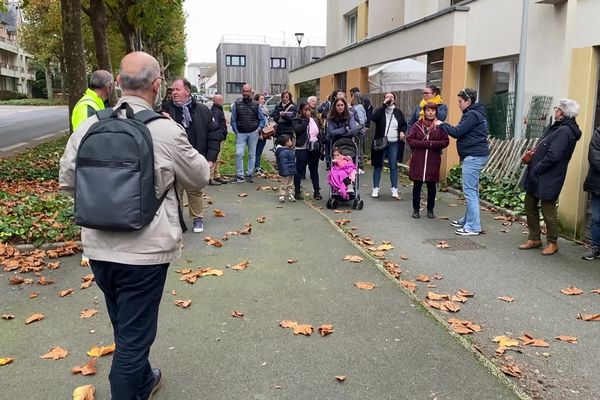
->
[[542, 242, 558, 256], [519, 239, 542, 250]]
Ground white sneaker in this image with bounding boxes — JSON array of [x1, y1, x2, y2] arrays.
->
[[358, 168, 365, 175], [279, 196, 285, 203], [391, 188, 399, 198], [371, 187, 380, 198]]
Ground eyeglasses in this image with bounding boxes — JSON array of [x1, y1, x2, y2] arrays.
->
[[553, 106, 563, 112]]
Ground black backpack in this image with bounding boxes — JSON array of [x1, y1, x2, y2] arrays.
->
[[74, 103, 169, 231]]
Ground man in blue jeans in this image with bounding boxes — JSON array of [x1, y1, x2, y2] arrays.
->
[[583, 125, 600, 260], [230, 84, 266, 183], [437, 88, 490, 236], [59, 51, 210, 399]]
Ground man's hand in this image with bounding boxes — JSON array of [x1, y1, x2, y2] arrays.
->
[[399, 132, 406, 141], [434, 120, 443, 126]]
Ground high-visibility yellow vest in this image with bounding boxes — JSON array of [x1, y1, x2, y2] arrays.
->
[[71, 88, 105, 130]]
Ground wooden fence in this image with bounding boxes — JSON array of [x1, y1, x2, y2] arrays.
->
[[482, 137, 539, 187]]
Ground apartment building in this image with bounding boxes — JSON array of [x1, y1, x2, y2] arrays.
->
[[0, 2, 34, 96], [289, 0, 600, 240], [216, 35, 325, 103]]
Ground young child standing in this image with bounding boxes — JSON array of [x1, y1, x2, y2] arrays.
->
[[275, 134, 297, 202], [327, 147, 357, 200]]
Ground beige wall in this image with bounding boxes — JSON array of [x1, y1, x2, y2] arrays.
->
[[326, 0, 362, 54], [367, 0, 404, 38], [319, 74, 335, 103]]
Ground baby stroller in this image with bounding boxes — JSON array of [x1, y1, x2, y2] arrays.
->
[[326, 136, 364, 210]]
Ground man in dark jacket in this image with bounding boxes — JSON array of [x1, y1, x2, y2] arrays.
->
[[210, 94, 228, 185], [437, 88, 490, 236], [163, 78, 221, 233], [583, 126, 600, 260], [520, 98, 581, 255]]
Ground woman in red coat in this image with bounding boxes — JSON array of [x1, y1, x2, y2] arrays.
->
[[406, 102, 450, 219]]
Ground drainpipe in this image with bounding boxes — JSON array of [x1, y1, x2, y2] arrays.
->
[[513, 0, 530, 140]]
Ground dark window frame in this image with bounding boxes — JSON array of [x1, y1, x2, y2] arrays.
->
[[270, 57, 287, 69], [226, 82, 245, 94], [225, 55, 246, 67]]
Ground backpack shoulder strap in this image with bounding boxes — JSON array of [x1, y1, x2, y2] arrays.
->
[[134, 109, 169, 125], [95, 108, 114, 121]]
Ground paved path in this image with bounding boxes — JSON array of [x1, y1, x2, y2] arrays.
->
[[0, 176, 520, 400]]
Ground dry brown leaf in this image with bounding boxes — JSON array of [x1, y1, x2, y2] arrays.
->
[[318, 324, 334, 337], [560, 286, 583, 296], [426, 300, 442, 310], [287, 259, 298, 264], [48, 261, 60, 270], [450, 294, 468, 303], [59, 288, 75, 297], [171, 290, 177, 295], [427, 291, 449, 301], [232, 260, 251, 270], [8, 276, 25, 285], [25, 313, 44, 324], [206, 238, 224, 248], [238, 192, 248, 197], [279, 320, 298, 329], [377, 243, 394, 251], [232, 310, 244, 318], [416, 275, 430, 282], [80, 257, 90, 268], [354, 282, 375, 290], [436, 240, 450, 249], [80, 309, 98, 319], [334, 210, 351, 214], [213, 209, 226, 217], [293, 324, 314, 336], [87, 343, 115, 357], [433, 273, 443, 280], [448, 318, 482, 334], [40, 346, 68, 360], [519, 333, 549, 347], [577, 313, 600, 321], [450, 323, 474, 334], [72, 384, 95, 400], [29, 292, 39, 298], [80, 274, 94, 289], [448, 203, 458, 207], [335, 218, 351, 226], [498, 296, 514, 303], [343, 255, 363, 263], [400, 280, 416, 292], [591, 288, 600, 294], [400, 255, 408, 260], [501, 364, 522, 378], [256, 216, 266, 223], [72, 358, 97, 376], [443, 301, 461, 313], [335, 375, 346, 382], [555, 335, 578, 344], [175, 299, 192, 309], [493, 335, 519, 350], [457, 289, 474, 297], [2, 314, 15, 320], [0, 357, 15, 366], [37, 276, 55, 285]]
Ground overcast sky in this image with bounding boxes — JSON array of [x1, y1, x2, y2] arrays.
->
[[184, 0, 327, 63]]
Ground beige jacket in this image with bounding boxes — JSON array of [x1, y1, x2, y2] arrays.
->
[[59, 96, 209, 265]]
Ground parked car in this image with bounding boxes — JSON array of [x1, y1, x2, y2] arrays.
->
[[265, 94, 281, 114]]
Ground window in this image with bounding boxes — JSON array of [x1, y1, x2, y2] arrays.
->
[[225, 55, 246, 67], [226, 82, 245, 94], [270, 57, 286, 69], [346, 11, 357, 45], [334, 72, 347, 93], [451, 0, 463, 5], [270, 84, 287, 94]]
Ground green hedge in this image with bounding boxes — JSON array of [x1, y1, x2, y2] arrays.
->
[[0, 90, 28, 101]]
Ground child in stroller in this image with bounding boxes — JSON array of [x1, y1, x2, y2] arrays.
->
[[326, 137, 364, 210]]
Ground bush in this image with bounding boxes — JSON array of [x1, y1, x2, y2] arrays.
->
[[447, 165, 525, 214], [0, 90, 28, 101], [0, 98, 66, 106]]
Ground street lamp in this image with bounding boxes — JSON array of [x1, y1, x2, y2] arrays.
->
[[295, 32, 304, 67]]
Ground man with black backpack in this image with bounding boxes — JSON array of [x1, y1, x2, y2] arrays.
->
[[162, 78, 221, 233], [59, 51, 210, 400]]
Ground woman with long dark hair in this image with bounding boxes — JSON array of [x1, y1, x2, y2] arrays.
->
[[270, 90, 297, 139], [292, 102, 322, 200]]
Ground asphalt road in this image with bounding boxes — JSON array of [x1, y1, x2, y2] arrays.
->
[[0, 105, 69, 156]]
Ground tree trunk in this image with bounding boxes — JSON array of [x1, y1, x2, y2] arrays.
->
[[83, 0, 112, 72], [107, 0, 136, 53], [44, 63, 54, 100], [60, 0, 87, 131]]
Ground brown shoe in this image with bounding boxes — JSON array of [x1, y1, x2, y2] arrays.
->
[[542, 242, 558, 256], [519, 240, 542, 250]]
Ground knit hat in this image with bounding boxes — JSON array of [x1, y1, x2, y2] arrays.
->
[[557, 98, 580, 118]]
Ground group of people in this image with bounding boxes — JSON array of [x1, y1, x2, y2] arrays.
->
[[60, 50, 600, 400]]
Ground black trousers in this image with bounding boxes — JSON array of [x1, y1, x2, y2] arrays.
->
[[91, 260, 169, 400], [294, 149, 321, 193], [412, 181, 437, 212]]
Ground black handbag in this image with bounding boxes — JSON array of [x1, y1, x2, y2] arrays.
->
[[372, 113, 393, 150], [308, 140, 320, 153]]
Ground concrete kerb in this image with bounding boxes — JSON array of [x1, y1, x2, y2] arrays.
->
[[303, 198, 533, 400], [12, 240, 83, 253]]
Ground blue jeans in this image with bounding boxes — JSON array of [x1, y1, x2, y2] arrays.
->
[[236, 130, 259, 177], [254, 138, 267, 170], [459, 155, 488, 232], [90, 260, 169, 400], [592, 193, 600, 247], [373, 141, 401, 189]]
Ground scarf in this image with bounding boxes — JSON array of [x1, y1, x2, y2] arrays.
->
[[174, 97, 193, 128], [422, 117, 437, 129], [418, 95, 443, 120]]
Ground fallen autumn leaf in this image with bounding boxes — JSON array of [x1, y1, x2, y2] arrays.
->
[[25, 313, 44, 325], [40, 346, 68, 360], [72, 384, 95, 400], [354, 282, 375, 290], [71, 358, 97, 376], [87, 343, 115, 357]]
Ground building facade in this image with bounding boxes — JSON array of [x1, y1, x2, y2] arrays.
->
[[0, 2, 34, 96], [185, 62, 216, 93], [216, 35, 325, 103], [289, 0, 600, 240]]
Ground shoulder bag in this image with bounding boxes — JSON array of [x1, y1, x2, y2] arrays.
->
[[372, 113, 393, 151]]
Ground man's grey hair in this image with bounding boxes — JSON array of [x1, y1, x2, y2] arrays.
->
[[119, 62, 160, 91], [557, 98, 580, 118], [89, 70, 114, 89]]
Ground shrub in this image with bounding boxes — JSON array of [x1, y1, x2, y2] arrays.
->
[[0, 90, 28, 101]]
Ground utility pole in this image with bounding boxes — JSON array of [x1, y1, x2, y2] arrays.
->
[[514, 0, 530, 140]]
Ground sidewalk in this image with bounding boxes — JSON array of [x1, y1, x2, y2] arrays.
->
[[0, 174, 520, 399], [312, 165, 600, 400]]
